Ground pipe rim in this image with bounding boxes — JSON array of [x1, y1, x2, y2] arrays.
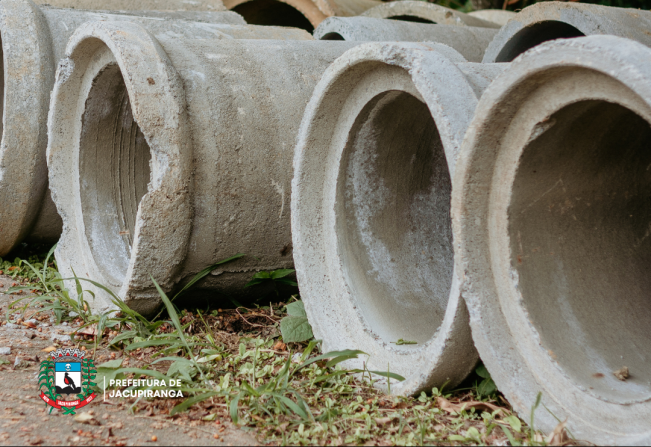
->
[[292, 42, 479, 395], [360, 1, 500, 28], [453, 35, 651, 443], [47, 21, 192, 314], [0, 0, 54, 255]]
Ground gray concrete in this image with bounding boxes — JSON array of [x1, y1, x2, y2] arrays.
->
[[468, 9, 515, 26], [47, 20, 357, 315], [483, 1, 651, 62], [292, 42, 506, 396], [452, 35, 651, 445], [361, 1, 499, 28], [223, 0, 382, 31], [314, 17, 497, 62], [0, 0, 310, 257], [33, 0, 228, 11]]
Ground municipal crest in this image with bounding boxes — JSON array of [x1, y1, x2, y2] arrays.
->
[[38, 348, 97, 415]]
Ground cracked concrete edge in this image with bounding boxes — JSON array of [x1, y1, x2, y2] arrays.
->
[[452, 35, 651, 445], [291, 41, 507, 396], [483, 1, 651, 62], [361, 1, 500, 29], [313, 16, 498, 62]]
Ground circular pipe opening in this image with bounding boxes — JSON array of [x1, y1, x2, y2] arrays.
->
[[79, 64, 151, 286], [321, 32, 345, 40], [495, 21, 585, 62], [388, 15, 435, 24], [232, 0, 314, 32], [336, 90, 452, 345], [510, 99, 651, 403]]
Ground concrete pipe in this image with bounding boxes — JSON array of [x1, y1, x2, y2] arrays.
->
[[223, 0, 381, 32], [32, 0, 229, 10], [452, 35, 651, 445], [47, 20, 357, 315], [361, 1, 499, 28], [291, 42, 506, 395], [468, 9, 515, 26], [483, 1, 651, 62], [0, 0, 310, 257], [314, 17, 497, 62]]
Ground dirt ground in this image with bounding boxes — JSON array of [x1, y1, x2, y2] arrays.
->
[[0, 275, 259, 446]]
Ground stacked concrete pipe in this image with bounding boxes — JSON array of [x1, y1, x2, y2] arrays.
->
[[314, 17, 498, 62], [0, 0, 311, 257], [361, 1, 499, 28], [46, 20, 358, 315], [483, 1, 651, 62], [468, 9, 515, 26], [223, 0, 381, 31], [291, 42, 506, 395], [452, 35, 651, 445], [32, 0, 229, 11]]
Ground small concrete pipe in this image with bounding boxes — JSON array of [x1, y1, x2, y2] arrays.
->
[[361, 1, 499, 28], [47, 21, 357, 315], [452, 36, 651, 445], [223, 0, 381, 32], [32, 0, 229, 11], [291, 42, 506, 395], [0, 0, 310, 257], [468, 9, 515, 26], [483, 1, 651, 62], [314, 17, 497, 62]]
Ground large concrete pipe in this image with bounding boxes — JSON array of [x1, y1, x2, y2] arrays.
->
[[47, 21, 357, 315], [223, 0, 381, 32], [468, 9, 515, 26], [452, 36, 651, 445], [291, 42, 506, 395], [32, 0, 229, 11], [0, 0, 310, 257], [361, 1, 499, 28], [314, 17, 497, 62], [483, 2, 651, 62]]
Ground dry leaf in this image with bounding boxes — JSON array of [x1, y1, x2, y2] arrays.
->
[[76, 325, 98, 337], [613, 366, 629, 381], [41, 346, 56, 353], [436, 397, 510, 415], [22, 322, 36, 329], [546, 420, 569, 446], [73, 412, 100, 425]]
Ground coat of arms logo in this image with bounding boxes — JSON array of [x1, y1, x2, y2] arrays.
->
[[38, 348, 97, 415]]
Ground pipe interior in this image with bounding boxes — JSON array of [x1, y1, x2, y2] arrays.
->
[[495, 20, 585, 62], [321, 32, 345, 40], [388, 15, 435, 24], [79, 64, 151, 286], [336, 90, 452, 345], [509, 100, 651, 403], [232, 0, 314, 32]]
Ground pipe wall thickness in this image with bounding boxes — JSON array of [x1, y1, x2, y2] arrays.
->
[[291, 42, 506, 395], [47, 20, 358, 315], [0, 0, 310, 256], [33, 0, 229, 11], [314, 17, 497, 62], [483, 1, 651, 62], [452, 35, 651, 445], [361, 1, 499, 28]]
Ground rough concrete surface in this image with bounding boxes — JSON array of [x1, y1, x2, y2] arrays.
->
[[47, 20, 359, 315], [483, 1, 651, 62], [452, 35, 651, 445], [314, 17, 497, 62], [361, 1, 499, 28], [223, 0, 381, 30], [0, 0, 310, 258], [291, 42, 506, 396], [33, 0, 228, 11], [0, 275, 256, 445], [468, 9, 515, 26]]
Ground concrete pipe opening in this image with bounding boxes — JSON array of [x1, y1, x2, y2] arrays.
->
[[452, 36, 651, 444], [494, 20, 584, 62], [231, 0, 314, 31], [388, 15, 434, 24], [292, 42, 507, 395], [79, 64, 152, 287], [337, 91, 452, 345]]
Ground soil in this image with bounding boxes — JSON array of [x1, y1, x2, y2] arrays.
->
[[0, 275, 259, 446]]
